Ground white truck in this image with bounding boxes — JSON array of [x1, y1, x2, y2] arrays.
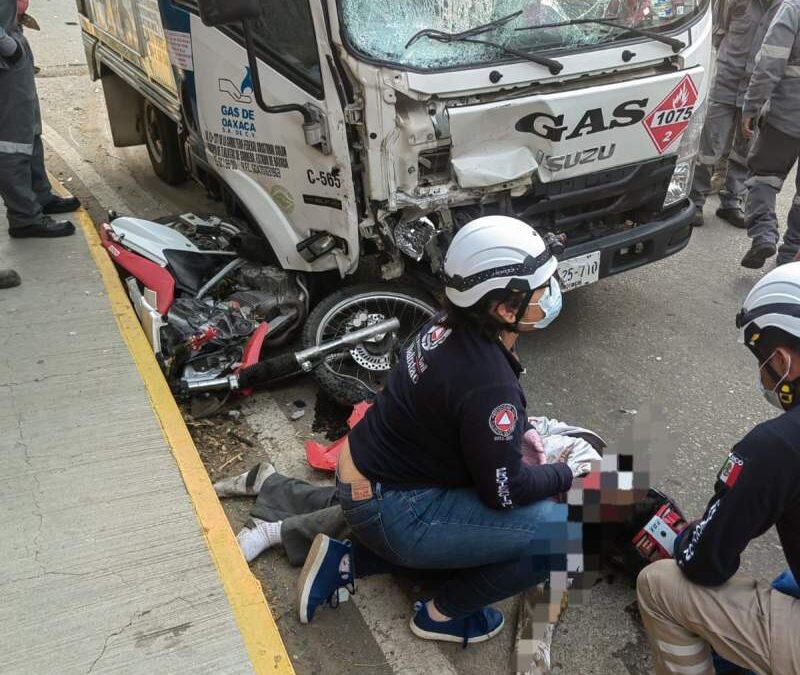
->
[[77, 0, 712, 398]]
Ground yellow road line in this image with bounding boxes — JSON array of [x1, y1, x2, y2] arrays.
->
[[63, 188, 294, 674]]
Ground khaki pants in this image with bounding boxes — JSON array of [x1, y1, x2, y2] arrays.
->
[[636, 560, 800, 674]]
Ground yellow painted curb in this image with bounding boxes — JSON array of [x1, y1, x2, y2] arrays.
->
[[62, 188, 294, 674]]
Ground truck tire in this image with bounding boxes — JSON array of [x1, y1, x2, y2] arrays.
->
[[144, 101, 187, 185], [301, 283, 438, 406]]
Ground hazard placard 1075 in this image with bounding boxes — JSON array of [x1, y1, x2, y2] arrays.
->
[[643, 76, 699, 154]]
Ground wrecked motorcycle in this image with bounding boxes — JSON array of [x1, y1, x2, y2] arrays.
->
[[100, 213, 433, 402]]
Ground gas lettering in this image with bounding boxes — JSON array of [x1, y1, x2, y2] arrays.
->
[[516, 99, 648, 142], [537, 143, 616, 173], [610, 99, 649, 128]]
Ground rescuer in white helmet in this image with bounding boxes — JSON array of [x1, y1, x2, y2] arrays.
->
[[293, 215, 595, 645], [637, 262, 800, 674]]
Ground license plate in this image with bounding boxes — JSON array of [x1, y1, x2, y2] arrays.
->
[[558, 251, 601, 291]]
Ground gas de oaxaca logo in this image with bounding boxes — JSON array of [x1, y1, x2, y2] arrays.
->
[[489, 403, 518, 439], [643, 75, 699, 154]]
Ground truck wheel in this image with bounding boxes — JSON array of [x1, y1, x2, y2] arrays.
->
[[144, 101, 187, 185], [301, 283, 438, 406]]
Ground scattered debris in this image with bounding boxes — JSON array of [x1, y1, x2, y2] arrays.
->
[[312, 393, 352, 441], [229, 430, 255, 447], [217, 453, 243, 473], [290, 409, 306, 421], [620, 408, 638, 415], [228, 409, 242, 422]]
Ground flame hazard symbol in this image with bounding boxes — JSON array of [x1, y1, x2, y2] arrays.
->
[[643, 75, 699, 154]]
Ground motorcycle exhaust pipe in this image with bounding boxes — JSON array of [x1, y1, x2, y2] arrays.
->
[[186, 318, 401, 394]]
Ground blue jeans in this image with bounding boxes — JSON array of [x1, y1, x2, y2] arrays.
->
[[338, 480, 579, 618]]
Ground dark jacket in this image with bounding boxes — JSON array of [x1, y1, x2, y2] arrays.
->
[[348, 318, 573, 509]]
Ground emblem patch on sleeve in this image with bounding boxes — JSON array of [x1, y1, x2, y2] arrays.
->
[[717, 452, 744, 488], [421, 324, 452, 351], [489, 404, 518, 440]]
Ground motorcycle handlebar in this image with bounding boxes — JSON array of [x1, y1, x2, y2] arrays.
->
[[183, 317, 402, 394]]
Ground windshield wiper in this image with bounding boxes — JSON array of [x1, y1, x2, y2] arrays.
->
[[405, 10, 523, 49], [516, 17, 685, 53], [405, 11, 564, 75]]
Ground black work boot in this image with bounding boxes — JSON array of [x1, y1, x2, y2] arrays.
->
[[741, 242, 777, 269], [692, 207, 704, 227], [42, 195, 81, 214], [9, 217, 75, 238], [0, 269, 21, 288], [716, 207, 746, 228]]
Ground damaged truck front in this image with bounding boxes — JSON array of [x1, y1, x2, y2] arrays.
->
[[329, 0, 711, 289]]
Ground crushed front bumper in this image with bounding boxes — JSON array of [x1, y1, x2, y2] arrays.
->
[[560, 198, 694, 280]]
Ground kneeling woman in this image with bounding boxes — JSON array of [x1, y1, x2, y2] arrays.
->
[[297, 216, 587, 644]]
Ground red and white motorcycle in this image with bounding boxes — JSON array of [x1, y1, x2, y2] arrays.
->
[[100, 213, 434, 401]]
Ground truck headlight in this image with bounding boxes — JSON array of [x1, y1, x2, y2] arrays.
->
[[663, 98, 708, 208]]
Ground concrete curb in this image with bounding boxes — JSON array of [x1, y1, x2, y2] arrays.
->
[[57, 178, 294, 674]]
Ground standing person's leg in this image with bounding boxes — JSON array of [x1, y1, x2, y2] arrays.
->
[[690, 101, 738, 225], [778, 164, 800, 265], [29, 96, 79, 214], [0, 42, 73, 237], [0, 150, 40, 228], [716, 109, 749, 227], [30, 135, 53, 206], [743, 124, 800, 268], [637, 560, 800, 675]]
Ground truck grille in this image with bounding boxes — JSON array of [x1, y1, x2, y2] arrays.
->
[[511, 156, 677, 240]]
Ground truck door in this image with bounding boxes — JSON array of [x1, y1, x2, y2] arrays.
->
[[186, 0, 357, 274]]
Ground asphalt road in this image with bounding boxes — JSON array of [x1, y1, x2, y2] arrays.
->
[[25, 4, 796, 673]]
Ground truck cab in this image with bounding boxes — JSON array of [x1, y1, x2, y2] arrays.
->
[[79, 0, 712, 292]]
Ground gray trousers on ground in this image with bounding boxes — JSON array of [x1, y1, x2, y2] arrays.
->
[[690, 100, 749, 210], [745, 122, 800, 263], [250, 473, 349, 567]]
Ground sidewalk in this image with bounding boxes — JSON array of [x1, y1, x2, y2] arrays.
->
[[0, 199, 291, 674]]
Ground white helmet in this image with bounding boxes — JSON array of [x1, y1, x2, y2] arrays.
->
[[737, 261, 800, 350], [443, 216, 558, 308]]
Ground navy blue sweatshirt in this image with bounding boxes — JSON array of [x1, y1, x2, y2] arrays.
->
[[348, 319, 573, 509], [676, 405, 800, 585]]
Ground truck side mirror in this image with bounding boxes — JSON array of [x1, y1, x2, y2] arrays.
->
[[197, 0, 261, 27]]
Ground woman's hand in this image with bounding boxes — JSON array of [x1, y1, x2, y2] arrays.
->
[[551, 442, 592, 478], [521, 428, 545, 465]]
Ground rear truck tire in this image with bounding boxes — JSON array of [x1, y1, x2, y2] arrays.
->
[[143, 101, 187, 185], [301, 283, 438, 406]]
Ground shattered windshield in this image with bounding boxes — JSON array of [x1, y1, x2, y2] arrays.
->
[[339, 0, 703, 70]]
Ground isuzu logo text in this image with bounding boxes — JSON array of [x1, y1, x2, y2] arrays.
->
[[536, 144, 616, 173]]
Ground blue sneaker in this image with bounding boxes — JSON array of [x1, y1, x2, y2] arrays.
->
[[296, 534, 354, 624], [409, 600, 505, 646]]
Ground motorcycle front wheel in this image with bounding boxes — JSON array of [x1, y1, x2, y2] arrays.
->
[[301, 283, 438, 406]]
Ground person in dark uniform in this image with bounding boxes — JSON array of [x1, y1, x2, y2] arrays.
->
[[637, 262, 800, 674], [0, 0, 77, 238], [293, 216, 593, 645]]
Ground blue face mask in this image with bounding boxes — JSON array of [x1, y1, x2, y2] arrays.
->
[[520, 277, 562, 329]]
